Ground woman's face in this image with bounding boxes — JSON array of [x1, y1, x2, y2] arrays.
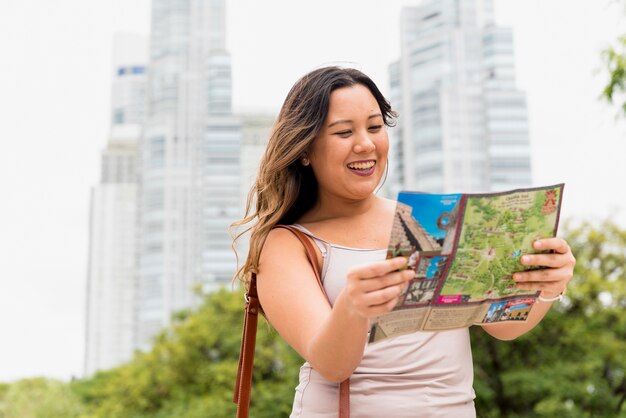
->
[[308, 84, 389, 202]]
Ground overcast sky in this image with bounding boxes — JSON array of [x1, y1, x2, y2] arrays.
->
[[0, 0, 624, 382]]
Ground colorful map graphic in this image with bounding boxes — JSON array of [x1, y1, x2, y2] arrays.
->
[[439, 187, 562, 301]]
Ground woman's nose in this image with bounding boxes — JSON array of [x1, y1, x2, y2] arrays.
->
[[353, 131, 375, 153]]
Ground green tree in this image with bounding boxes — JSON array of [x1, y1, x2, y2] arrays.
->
[[602, 34, 626, 117], [0, 383, 8, 403], [471, 220, 626, 417], [0, 378, 84, 418], [71, 288, 302, 418]]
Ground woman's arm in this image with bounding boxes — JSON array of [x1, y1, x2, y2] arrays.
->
[[481, 237, 576, 340], [257, 228, 412, 382]]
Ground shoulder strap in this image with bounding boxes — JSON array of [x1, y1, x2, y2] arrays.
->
[[233, 273, 259, 418], [233, 225, 349, 418]]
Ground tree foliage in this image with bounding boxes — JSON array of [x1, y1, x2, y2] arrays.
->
[[0, 378, 84, 418], [70, 288, 302, 418], [602, 34, 626, 117]]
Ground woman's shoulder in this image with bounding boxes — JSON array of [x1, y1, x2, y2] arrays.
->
[[264, 225, 305, 247], [263, 225, 320, 254], [260, 225, 324, 275], [260, 227, 307, 264]]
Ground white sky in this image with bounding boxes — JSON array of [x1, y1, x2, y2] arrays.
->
[[0, 0, 624, 382]]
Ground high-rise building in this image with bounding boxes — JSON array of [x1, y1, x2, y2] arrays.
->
[[84, 137, 139, 377], [84, 34, 148, 375], [137, 0, 240, 348], [389, 0, 531, 194]]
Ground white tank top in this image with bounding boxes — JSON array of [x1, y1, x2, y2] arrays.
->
[[290, 224, 476, 418]]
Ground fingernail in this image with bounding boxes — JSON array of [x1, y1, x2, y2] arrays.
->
[[534, 241, 543, 249], [521, 255, 530, 264]]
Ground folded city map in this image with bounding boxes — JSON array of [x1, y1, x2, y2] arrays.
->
[[368, 184, 564, 344]]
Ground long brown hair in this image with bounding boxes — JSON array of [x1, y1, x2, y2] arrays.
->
[[230, 66, 397, 287]]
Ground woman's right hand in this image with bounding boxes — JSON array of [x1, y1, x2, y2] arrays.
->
[[344, 256, 414, 319]]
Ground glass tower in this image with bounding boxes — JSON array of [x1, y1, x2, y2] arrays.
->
[[137, 0, 240, 348], [390, 0, 531, 194], [84, 36, 147, 374]]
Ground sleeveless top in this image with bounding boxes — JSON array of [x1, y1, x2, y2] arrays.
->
[[289, 224, 476, 418]]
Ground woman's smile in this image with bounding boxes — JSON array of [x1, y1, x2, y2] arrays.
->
[[347, 160, 376, 176]]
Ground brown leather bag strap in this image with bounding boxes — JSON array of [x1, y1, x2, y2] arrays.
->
[[233, 225, 350, 418], [339, 379, 350, 417], [233, 274, 259, 418]]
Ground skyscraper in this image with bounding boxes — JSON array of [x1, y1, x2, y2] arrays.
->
[[84, 34, 148, 375], [389, 0, 531, 194], [137, 0, 240, 348], [84, 137, 139, 377]]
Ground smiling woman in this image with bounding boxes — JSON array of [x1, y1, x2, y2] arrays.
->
[[230, 67, 474, 417], [305, 84, 390, 207], [230, 66, 575, 418]]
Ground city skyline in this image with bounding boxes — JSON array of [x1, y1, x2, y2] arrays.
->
[[1, 0, 625, 382]]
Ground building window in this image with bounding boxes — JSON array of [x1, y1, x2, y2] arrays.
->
[[113, 109, 124, 124]]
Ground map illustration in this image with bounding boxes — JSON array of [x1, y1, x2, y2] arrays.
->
[[368, 184, 564, 344], [440, 188, 561, 301]]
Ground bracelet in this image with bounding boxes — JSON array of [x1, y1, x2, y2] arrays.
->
[[538, 290, 566, 303]]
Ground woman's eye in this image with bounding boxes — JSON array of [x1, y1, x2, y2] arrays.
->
[[368, 125, 383, 132], [335, 130, 352, 137]]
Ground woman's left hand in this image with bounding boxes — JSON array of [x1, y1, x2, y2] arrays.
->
[[513, 238, 576, 298]]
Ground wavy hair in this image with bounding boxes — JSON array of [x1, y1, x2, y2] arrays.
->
[[230, 66, 397, 288]]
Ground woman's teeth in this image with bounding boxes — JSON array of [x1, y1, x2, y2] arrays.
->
[[348, 161, 375, 170]]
